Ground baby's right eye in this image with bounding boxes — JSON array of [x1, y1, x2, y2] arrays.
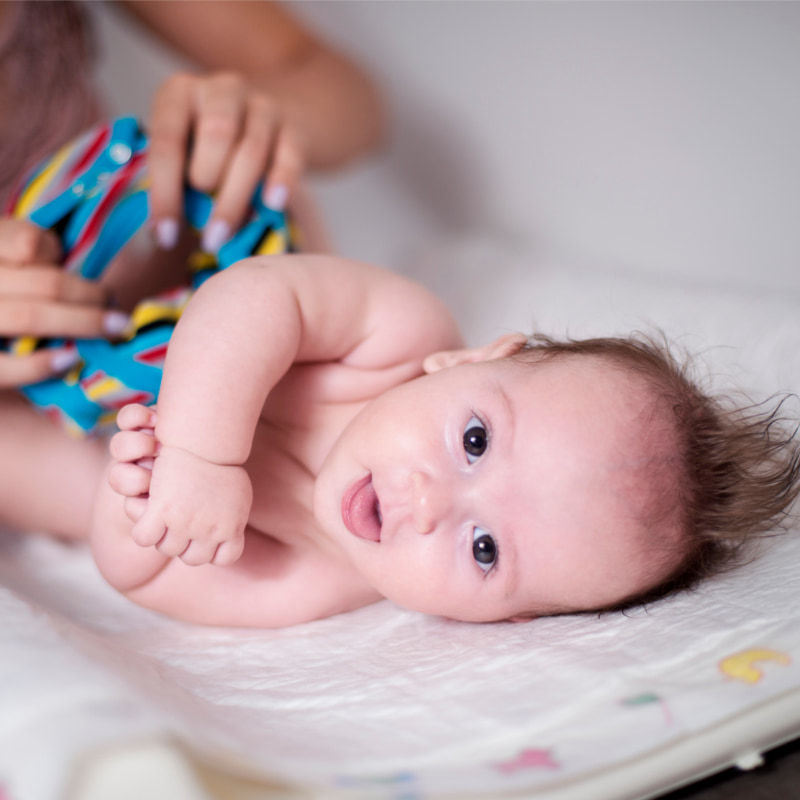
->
[[463, 416, 488, 464]]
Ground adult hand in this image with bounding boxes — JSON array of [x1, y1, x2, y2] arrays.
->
[[147, 72, 305, 254], [0, 218, 128, 388]]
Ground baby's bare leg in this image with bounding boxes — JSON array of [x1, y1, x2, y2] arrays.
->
[[0, 391, 106, 539], [91, 460, 170, 594]]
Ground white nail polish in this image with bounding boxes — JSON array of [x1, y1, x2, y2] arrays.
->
[[202, 219, 231, 254], [156, 218, 179, 250], [103, 310, 131, 336], [265, 185, 288, 211], [51, 347, 80, 372]]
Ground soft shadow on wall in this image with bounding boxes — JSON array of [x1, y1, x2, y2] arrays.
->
[[293, 1, 800, 291]]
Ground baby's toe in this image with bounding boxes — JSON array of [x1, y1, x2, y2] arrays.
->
[[108, 461, 152, 498], [116, 403, 157, 432], [110, 430, 159, 464]]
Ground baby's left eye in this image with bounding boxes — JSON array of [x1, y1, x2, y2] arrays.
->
[[472, 527, 498, 573], [463, 416, 488, 464]]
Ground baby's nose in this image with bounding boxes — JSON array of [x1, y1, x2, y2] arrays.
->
[[409, 471, 450, 534]]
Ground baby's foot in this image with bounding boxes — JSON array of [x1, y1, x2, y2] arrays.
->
[[108, 403, 160, 522]]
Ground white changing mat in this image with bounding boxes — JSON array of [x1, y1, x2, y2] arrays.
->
[[2, 256, 800, 800]]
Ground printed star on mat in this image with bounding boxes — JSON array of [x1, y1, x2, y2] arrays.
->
[[494, 747, 559, 773]]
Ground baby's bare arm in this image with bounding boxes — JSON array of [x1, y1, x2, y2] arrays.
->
[[127, 255, 462, 563], [156, 254, 461, 464]]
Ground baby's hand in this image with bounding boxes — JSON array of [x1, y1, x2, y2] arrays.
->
[[108, 404, 252, 567]]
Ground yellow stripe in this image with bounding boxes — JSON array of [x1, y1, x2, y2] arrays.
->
[[85, 376, 123, 401], [130, 302, 184, 332], [13, 145, 73, 219], [11, 336, 38, 356], [256, 230, 287, 256]]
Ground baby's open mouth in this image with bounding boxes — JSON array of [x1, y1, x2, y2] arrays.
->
[[342, 473, 382, 542]]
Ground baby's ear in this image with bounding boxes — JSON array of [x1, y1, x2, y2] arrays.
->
[[423, 333, 527, 374]]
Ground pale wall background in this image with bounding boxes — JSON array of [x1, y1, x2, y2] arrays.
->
[[91, 1, 800, 293]]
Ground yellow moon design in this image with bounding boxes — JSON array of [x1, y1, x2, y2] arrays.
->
[[719, 649, 791, 684]]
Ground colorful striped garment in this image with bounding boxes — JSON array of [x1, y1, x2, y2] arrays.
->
[[3, 116, 295, 436]]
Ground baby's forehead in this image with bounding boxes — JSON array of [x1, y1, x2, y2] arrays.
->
[[507, 351, 663, 424]]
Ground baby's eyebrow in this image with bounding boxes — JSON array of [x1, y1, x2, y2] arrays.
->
[[489, 379, 515, 444]]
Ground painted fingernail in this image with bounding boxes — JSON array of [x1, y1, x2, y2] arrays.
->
[[155, 218, 179, 250], [103, 310, 132, 337], [264, 184, 288, 212], [50, 347, 80, 373], [202, 219, 231, 254]]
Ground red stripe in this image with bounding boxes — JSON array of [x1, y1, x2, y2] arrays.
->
[[66, 152, 145, 265], [134, 343, 169, 366], [105, 391, 153, 410], [80, 371, 107, 391], [64, 125, 111, 185]]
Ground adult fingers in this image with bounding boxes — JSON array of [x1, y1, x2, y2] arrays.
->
[[148, 73, 194, 247], [0, 264, 106, 306], [201, 92, 276, 249], [0, 298, 129, 339], [0, 347, 80, 389], [187, 72, 247, 195], [0, 218, 62, 265], [262, 125, 305, 213]]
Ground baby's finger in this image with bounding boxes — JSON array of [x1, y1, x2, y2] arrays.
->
[[131, 514, 167, 549], [212, 536, 245, 567], [155, 530, 192, 559], [108, 461, 153, 498], [0, 346, 80, 389], [148, 74, 193, 246], [0, 298, 130, 339], [109, 429, 159, 463], [262, 126, 305, 212], [188, 73, 247, 194], [179, 539, 219, 567], [123, 496, 148, 523], [0, 264, 106, 305], [116, 402, 158, 432], [0, 218, 62, 265], [202, 95, 275, 248]]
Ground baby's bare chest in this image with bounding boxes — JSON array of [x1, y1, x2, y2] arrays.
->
[[242, 364, 370, 541]]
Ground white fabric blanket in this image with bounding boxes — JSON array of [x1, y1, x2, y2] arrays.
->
[[2, 253, 800, 800]]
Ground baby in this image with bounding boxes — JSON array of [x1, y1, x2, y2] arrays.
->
[[85, 252, 800, 627]]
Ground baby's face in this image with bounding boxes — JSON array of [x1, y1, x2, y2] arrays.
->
[[314, 351, 681, 622]]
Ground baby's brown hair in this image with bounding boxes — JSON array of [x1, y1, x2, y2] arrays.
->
[[512, 332, 800, 613]]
